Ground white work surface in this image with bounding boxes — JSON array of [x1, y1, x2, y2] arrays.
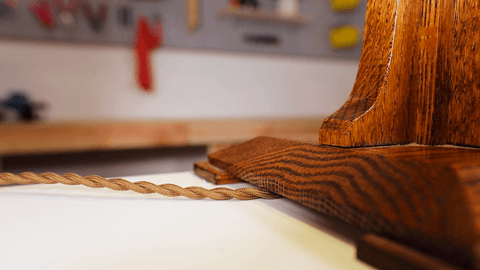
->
[[0, 172, 374, 270]]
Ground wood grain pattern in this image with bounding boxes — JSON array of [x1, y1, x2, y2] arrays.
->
[[319, 0, 480, 148], [204, 1, 480, 269], [194, 161, 243, 185], [209, 137, 480, 269]]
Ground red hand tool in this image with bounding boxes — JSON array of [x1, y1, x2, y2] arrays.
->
[[133, 16, 163, 92], [29, 0, 56, 29]]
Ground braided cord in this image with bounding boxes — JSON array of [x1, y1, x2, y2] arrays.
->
[[0, 172, 281, 200]]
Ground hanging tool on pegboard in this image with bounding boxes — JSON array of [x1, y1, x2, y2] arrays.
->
[[81, 0, 107, 33], [53, 0, 80, 30], [133, 15, 163, 92], [29, 0, 56, 29], [0, 0, 18, 21], [186, 0, 200, 33]]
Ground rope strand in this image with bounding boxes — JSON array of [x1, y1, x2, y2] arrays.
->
[[0, 172, 281, 200]]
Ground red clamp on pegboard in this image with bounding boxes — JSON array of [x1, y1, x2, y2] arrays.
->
[[29, 0, 56, 29], [133, 16, 163, 92]]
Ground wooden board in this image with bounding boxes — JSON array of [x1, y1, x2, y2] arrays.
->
[[0, 118, 321, 156], [357, 234, 462, 270], [208, 136, 480, 269], [193, 161, 243, 185]]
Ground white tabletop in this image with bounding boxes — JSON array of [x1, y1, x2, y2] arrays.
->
[[0, 171, 374, 270]]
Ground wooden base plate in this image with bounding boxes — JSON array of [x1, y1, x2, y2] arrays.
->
[[194, 161, 243, 185], [199, 136, 480, 269]]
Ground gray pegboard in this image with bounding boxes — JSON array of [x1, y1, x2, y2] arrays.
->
[[0, 0, 367, 59]]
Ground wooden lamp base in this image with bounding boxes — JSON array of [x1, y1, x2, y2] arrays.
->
[[196, 0, 480, 268], [196, 137, 479, 269]]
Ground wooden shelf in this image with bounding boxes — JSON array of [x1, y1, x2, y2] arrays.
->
[[217, 6, 311, 26], [0, 118, 323, 156]]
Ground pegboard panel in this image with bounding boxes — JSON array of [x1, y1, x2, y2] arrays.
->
[[0, 0, 367, 59]]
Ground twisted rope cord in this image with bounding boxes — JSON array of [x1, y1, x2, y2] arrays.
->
[[0, 172, 281, 200]]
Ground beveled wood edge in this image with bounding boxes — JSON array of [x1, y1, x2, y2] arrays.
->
[[357, 234, 462, 270], [194, 161, 244, 185]]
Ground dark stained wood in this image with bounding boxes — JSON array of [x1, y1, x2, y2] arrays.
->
[[209, 137, 480, 269], [319, 0, 480, 148], [357, 234, 462, 270], [194, 161, 243, 185], [202, 0, 480, 269]]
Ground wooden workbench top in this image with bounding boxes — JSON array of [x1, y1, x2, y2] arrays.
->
[[0, 118, 322, 156]]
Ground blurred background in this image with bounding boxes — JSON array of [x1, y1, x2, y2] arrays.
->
[[0, 0, 364, 177]]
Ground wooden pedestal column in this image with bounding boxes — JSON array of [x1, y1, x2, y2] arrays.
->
[[320, 0, 480, 148]]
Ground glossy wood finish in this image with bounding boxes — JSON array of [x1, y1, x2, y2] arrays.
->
[[199, 0, 480, 269], [319, 0, 480, 148], [209, 137, 480, 269]]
